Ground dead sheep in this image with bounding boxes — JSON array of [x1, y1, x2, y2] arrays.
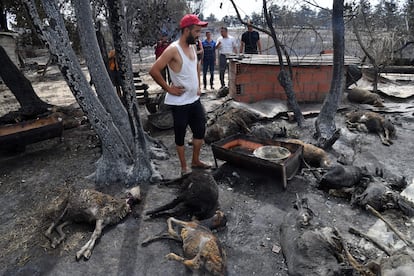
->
[[145, 169, 219, 220], [286, 139, 331, 168], [205, 108, 259, 144], [319, 164, 364, 191], [45, 186, 141, 260], [279, 196, 349, 276], [351, 179, 399, 212], [346, 110, 396, 146], [142, 210, 227, 276], [347, 88, 384, 107]]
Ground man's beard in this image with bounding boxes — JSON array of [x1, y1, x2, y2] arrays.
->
[[186, 33, 196, 44]]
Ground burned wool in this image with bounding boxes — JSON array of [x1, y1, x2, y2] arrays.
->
[[145, 169, 219, 220], [319, 165, 364, 191]]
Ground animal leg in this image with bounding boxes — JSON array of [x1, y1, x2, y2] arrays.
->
[[145, 197, 182, 217], [166, 252, 205, 271], [45, 205, 68, 245], [166, 238, 208, 271], [76, 219, 104, 261], [45, 222, 57, 244], [165, 253, 185, 262], [141, 231, 181, 247], [384, 128, 393, 145], [167, 217, 188, 240], [377, 131, 391, 146], [51, 220, 71, 248]]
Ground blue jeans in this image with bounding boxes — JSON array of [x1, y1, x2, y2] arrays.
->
[[203, 57, 215, 88]]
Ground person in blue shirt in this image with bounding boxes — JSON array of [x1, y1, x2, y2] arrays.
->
[[201, 31, 216, 90]]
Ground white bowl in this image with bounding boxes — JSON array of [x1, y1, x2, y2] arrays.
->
[[253, 145, 290, 162]]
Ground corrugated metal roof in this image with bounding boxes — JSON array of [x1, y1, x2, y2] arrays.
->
[[228, 53, 360, 66]]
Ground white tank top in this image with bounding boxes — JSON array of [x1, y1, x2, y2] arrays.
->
[[165, 41, 200, 106]]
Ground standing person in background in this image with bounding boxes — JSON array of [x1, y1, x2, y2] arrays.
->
[[240, 21, 262, 54], [154, 32, 171, 83], [108, 49, 122, 99], [149, 14, 211, 176], [202, 31, 216, 90], [215, 27, 237, 88]]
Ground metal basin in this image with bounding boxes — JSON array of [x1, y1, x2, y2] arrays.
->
[[253, 145, 291, 162]]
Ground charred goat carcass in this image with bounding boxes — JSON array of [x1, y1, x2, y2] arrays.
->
[[142, 210, 227, 276], [45, 186, 141, 260], [145, 169, 219, 220], [351, 172, 413, 216], [318, 164, 365, 194], [287, 139, 331, 168], [280, 196, 351, 276], [347, 88, 384, 107], [205, 107, 259, 144], [346, 110, 396, 146]]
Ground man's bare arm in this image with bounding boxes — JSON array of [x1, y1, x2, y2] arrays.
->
[[149, 47, 184, 96]]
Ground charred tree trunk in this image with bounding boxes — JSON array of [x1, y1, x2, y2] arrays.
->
[[0, 45, 50, 119], [95, 21, 109, 74], [23, 0, 157, 185], [314, 0, 345, 149], [262, 0, 304, 127]]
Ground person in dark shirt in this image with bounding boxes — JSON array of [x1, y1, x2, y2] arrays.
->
[[201, 31, 216, 90], [154, 32, 171, 82], [240, 22, 261, 54]]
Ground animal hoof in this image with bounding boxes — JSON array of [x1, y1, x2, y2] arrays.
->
[[165, 253, 174, 260]]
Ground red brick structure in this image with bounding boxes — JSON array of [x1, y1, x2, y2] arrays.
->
[[228, 54, 360, 103]]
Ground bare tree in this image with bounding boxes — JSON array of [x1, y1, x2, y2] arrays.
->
[[0, 45, 50, 122], [229, 0, 304, 127], [23, 0, 165, 185], [314, 0, 344, 149]]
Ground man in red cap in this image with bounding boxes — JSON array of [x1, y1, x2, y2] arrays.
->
[[149, 14, 211, 176]]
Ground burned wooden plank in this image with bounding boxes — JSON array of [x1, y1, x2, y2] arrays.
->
[[0, 115, 63, 151]]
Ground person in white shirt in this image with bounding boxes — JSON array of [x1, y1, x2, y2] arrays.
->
[[215, 27, 237, 88], [149, 14, 211, 176]]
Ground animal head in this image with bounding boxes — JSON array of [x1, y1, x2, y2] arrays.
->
[[373, 98, 385, 107], [205, 124, 224, 144], [293, 195, 314, 227], [345, 110, 364, 122], [210, 210, 227, 229], [198, 210, 227, 230], [125, 186, 141, 206], [383, 118, 396, 138]]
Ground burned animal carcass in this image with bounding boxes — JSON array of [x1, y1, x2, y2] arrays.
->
[[287, 139, 331, 168], [280, 196, 352, 276], [318, 164, 365, 192], [347, 88, 384, 107], [346, 110, 396, 146], [45, 186, 141, 260], [205, 107, 259, 144], [145, 169, 219, 220], [142, 211, 227, 276]]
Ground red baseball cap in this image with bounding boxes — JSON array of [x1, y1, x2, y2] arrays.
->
[[180, 14, 208, 29]]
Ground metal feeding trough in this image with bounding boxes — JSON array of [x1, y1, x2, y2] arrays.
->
[[211, 134, 303, 189]]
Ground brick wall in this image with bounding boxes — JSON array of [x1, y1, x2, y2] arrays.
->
[[229, 61, 337, 103]]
